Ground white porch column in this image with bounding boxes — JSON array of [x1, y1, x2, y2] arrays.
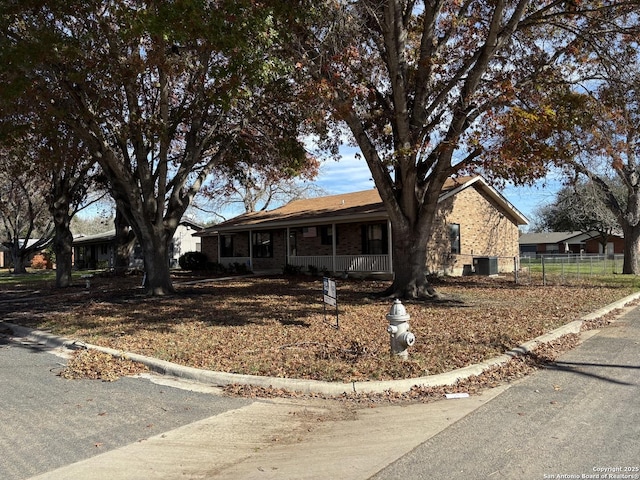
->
[[387, 219, 393, 274]]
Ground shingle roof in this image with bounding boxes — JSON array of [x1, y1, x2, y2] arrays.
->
[[198, 176, 528, 235], [519, 231, 585, 245], [209, 188, 387, 230]]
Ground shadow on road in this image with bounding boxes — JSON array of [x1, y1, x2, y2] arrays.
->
[[541, 359, 638, 386]]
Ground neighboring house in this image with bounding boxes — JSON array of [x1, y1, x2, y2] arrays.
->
[[73, 220, 202, 270], [0, 245, 8, 268], [0, 239, 49, 269], [519, 231, 625, 257], [196, 176, 529, 277]]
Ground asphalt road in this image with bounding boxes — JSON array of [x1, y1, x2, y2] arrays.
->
[[0, 334, 251, 480], [371, 305, 640, 480]]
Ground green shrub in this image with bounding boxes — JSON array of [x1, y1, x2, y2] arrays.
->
[[230, 262, 250, 274], [206, 262, 227, 274], [283, 264, 303, 275], [178, 251, 209, 270]]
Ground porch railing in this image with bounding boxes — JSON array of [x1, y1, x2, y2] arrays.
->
[[288, 255, 390, 273]]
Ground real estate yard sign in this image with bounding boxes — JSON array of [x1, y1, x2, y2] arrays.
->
[[323, 277, 339, 329]]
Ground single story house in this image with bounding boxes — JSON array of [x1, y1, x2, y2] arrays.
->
[[196, 176, 529, 277], [73, 220, 202, 270], [519, 231, 624, 257], [0, 239, 49, 269], [0, 245, 8, 268]]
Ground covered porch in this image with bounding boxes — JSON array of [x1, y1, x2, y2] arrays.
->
[[219, 253, 391, 274], [216, 221, 394, 276]]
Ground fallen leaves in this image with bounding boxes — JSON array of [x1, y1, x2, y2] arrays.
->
[[58, 349, 148, 382], [2, 273, 635, 387]]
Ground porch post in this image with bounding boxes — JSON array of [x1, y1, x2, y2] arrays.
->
[[217, 233, 221, 263], [248, 230, 253, 271], [387, 219, 393, 274], [332, 223, 337, 273], [286, 227, 290, 266]]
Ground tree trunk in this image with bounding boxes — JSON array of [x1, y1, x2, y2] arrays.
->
[[53, 221, 74, 288], [114, 209, 136, 275], [382, 225, 438, 300], [622, 224, 640, 274], [50, 195, 74, 288], [139, 233, 175, 295], [11, 248, 27, 274]]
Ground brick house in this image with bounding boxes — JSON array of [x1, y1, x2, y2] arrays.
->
[[519, 231, 625, 257], [196, 176, 528, 277]]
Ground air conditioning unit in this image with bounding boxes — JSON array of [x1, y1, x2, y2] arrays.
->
[[473, 256, 498, 275]]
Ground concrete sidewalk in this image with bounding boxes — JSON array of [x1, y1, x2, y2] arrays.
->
[[28, 379, 508, 480], [371, 296, 640, 479]]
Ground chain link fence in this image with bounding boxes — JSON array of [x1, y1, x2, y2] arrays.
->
[[517, 254, 625, 286]]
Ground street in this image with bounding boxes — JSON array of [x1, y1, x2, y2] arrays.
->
[[371, 304, 640, 480], [0, 334, 251, 480]]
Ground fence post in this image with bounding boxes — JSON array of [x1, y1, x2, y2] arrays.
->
[[542, 255, 546, 286], [514, 256, 518, 284]]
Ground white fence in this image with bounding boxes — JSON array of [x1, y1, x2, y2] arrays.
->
[[288, 255, 390, 273]]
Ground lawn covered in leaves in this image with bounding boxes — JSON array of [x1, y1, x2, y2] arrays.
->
[[2, 273, 637, 382]]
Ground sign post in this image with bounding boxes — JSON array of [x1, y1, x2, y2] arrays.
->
[[322, 277, 339, 329]]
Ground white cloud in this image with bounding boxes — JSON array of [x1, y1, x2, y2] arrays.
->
[[315, 147, 375, 194]]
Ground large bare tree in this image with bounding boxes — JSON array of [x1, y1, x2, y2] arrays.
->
[[0, 149, 54, 274], [286, 1, 638, 298], [496, 12, 640, 273]]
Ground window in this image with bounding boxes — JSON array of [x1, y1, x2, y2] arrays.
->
[[320, 225, 336, 245], [252, 232, 273, 258], [362, 224, 388, 254], [220, 235, 234, 257], [449, 224, 460, 254]]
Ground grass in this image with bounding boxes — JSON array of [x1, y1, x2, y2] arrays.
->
[[1, 270, 637, 384], [0, 268, 104, 286]]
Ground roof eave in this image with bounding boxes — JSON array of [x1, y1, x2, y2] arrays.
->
[[196, 211, 388, 236]]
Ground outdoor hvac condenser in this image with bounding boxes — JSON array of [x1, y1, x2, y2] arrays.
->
[[473, 256, 498, 275]]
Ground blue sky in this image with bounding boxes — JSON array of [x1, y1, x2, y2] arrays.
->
[[314, 148, 563, 229], [78, 147, 561, 229]]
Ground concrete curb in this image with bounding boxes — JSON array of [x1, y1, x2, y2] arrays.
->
[[5, 290, 640, 395]]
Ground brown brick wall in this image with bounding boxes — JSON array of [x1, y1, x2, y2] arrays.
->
[[428, 186, 519, 274], [199, 184, 520, 275], [201, 236, 217, 262]]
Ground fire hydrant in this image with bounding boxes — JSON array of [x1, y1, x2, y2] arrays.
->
[[386, 299, 415, 359]]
